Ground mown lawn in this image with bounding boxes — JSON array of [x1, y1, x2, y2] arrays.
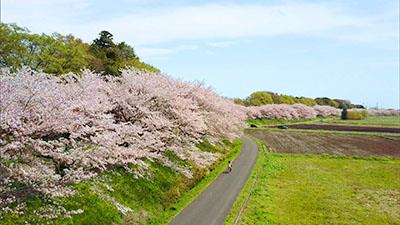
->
[[231, 153, 400, 225]]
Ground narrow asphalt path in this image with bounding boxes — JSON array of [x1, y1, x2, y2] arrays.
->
[[169, 136, 259, 225]]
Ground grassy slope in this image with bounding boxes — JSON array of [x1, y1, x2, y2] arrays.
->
[[226, 152, 400, 225], [0, 139, 242, 225]]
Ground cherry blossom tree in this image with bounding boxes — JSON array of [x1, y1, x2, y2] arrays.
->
[[246, 103, 333, 120], [367, 109, 400, 116], [312, 105, 341, 117], [0, 68, 245, 198]]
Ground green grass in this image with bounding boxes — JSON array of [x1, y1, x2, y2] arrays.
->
[[195, 139, 228, 153], [0, 139, 243, 225], [227, 152, 400, 225], [317, 115, 400, 127]]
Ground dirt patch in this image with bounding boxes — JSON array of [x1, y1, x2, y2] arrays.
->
[[270, 124, 400, 134], [247, 130, 400, 157]]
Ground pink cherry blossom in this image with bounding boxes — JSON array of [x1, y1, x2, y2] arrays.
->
[[312, 105, 341, 117], [246, 103, 338, 120], [0, 68, 245, 198], [366, 109, 400, 116]]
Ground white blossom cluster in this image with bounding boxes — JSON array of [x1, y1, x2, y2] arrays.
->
[[366, 109, 400, 116], [0, 69, 246, 200], [246, 104, 340, 120], [312, 105, 341, 117]]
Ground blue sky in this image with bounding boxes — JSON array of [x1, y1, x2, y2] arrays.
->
[[2, 0, 399, 108]]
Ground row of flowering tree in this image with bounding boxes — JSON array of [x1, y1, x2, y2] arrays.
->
[[246, 104, 341, 120], [0, 69, 246, 199], [358, 108, 400, 116], [246, 104, 399, 120], [1, 68, 397, 203]]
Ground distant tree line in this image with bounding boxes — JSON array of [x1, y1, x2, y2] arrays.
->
[[0, 23, 159, 76], [234, 91, 364, 109]]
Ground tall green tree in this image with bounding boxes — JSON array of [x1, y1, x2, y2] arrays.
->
[[0, 23, 27, 70], [0, 23, 91, 74], [89, 31, 159, 76], [233, 98, 248, 106], [93, 31, 114, 48], [315, 97, 340, 108], [31, 33, 91, 74], [0, 23, 159, 75], [247, 91, 274, 106], [279, 95, 295, 104], [295, 97, 317, 106]]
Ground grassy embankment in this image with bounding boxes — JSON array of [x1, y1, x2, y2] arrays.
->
[[0, 140, 242, 225], [225, 131, 400, 225]]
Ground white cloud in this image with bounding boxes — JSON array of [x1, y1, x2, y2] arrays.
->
[[207, 41, 237, 48], [2, 1, 397, 47], [88, 3, 373, 45], [96, 3, 398, 46], [2, 0, 93, 34]]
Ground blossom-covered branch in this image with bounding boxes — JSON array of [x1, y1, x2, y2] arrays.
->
[[0, 69, 245, 197]]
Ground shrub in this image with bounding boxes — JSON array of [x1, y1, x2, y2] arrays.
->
[[361, 110, 368, 118], [346, 111, 363, 120], [343, 110, 368, 120]]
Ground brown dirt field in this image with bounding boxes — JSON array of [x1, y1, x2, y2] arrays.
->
[[271, 124, 400, 133], [247, 129, 400, 157]]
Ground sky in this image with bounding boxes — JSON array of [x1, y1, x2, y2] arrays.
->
[[1, 0, 399, 108]]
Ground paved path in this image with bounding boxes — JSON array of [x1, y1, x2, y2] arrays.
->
[[169, 136, 259, 225]]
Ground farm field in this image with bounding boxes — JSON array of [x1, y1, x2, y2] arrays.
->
[[317, 115, 400, 127], [272, 124, 400, 134], [248, 116, 400, 128], [231, 152, 400, 225], [247, 129, 400, 157], [227, 128, 400, 225]]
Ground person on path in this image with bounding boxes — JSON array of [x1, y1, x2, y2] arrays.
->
[[228, 160, 233, 173]]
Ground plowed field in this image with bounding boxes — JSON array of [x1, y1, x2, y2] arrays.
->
[[248, 130, 400, 157], [270, 124, 400, 133]]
